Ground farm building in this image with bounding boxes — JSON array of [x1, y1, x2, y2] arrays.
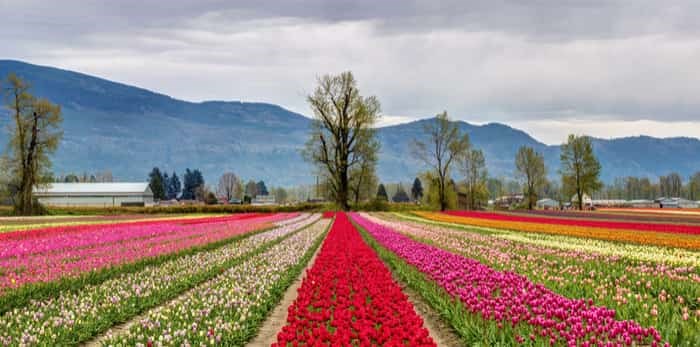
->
[[571, 193, 593, 209], [628, 199, 656, 208], [491, 194, 524, 209], [536, 198, 560, 210], [592, 199, 628, 208], [33, 183, 154, 207], [657, 197, 699, 209], [252, 194, 276, 206]]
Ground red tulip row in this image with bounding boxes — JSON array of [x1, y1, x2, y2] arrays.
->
[[446, 210, 700, 235], [273, 213, 436, 346], [509, 209, 700, 225]]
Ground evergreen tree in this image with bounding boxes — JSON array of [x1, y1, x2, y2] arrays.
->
[[193, 169, 205, 189], [411, 177, 423, 201], [64, 174, 79, 183], [376, 184, 388, 201], [245, 180, 258, 199], [256, 180, 269, 196], [167, 172, 181, 200], [392, 184, 410, 203], [181, 169, 204, 201], [162, 172, 169, 198], [181, 169, 194, 200], [148, 167, 165, 200]]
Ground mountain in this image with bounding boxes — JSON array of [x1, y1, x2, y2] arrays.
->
[[1, 60, 699, 186], [0, 60, 312, 186]]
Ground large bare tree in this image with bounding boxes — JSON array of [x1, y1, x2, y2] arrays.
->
[[515, 145, 547, 210], [303, 71, 380, 210], [560, 134, 602, 210], [411, 112, 470, 211], [349, 135, 379, 205], [2, 74, 63, 215], [460, 148, 488, 210], [217, 172, 242, 202]]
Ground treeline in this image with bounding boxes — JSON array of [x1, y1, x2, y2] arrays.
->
[[593, 172, 700, 200], [54, 171, 114, 183], [147, 167, 212, 203], [146, 167, 292, 205], [301, 71, 604, 211]]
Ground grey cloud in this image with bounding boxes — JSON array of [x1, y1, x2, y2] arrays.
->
[[7, 1, 700, 40], [1, 0, 700, 141]]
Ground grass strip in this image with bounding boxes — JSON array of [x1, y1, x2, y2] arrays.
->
[[225, 219, 331, 345]]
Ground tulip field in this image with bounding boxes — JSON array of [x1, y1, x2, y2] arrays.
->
[[273, 213, 435, 346], [0, 208, 698, 346], [0, 214, 216, 233], [0, 212, 326, 345], [372, 210, 699, 346]]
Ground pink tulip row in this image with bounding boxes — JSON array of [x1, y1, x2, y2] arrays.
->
[[0, 213, 297, 292], [351, 213, 666, 346], [0, 214, 272, 259]]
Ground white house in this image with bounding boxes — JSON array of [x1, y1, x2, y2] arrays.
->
[[33, 183, 154, 207]]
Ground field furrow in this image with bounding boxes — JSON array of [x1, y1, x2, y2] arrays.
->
[[352, 212, 673, 346], [100, 217, 329, 346]]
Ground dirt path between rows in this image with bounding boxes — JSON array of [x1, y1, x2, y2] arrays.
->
[[245, 236, 324, 347], [84, 227, 457, 347], [83, 222, 325, 347], [82, 310, 146, 346], [84, 241, 323, 347], [394, 277, 464, 347]]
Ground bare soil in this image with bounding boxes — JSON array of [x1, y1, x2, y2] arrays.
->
[[395, 278, 464, 347], [245, 238, 324, 346]]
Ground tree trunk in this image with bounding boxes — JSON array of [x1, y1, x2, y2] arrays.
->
[[338, 169, 350, 211], [20, 113, 39, 215], [577, 189, 584, 211], [353, 177, 362, 206], [438, 176, 446, 211]]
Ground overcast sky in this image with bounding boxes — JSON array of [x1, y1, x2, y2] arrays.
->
[[2, 0, 700, 144]]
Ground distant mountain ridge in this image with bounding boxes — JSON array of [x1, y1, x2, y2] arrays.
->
[[1, 59, 699, 186]]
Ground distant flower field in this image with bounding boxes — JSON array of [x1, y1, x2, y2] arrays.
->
[[416, 210, 700, 249]]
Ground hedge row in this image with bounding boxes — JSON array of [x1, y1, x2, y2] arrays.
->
[[0, 201, 436, 216]]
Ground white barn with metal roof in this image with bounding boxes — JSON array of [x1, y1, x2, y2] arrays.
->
[[33, 183, 154, 207]]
